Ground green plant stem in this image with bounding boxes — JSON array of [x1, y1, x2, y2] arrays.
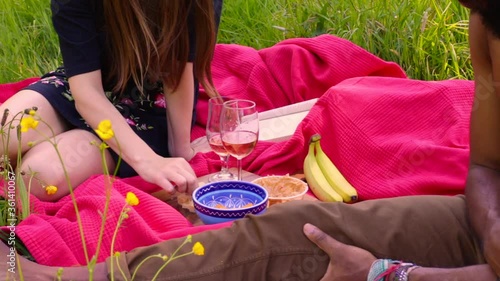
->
[[130, 255, 163, 281], [56, 268, 64, 281], [92, 148, 112, 257], [34, 125, 90, 264], [150, 251, 195, 281], [16, 252, 24, 281], [115, 255, 128, 281], [14, 123, 30, 221], [112, 138, 122, 177], [88, 146, 114, 281], [109, 205, 127, 281], [149, 237, 193, 281], [2, 111, 24, 166], [3, 113, 31, 221]]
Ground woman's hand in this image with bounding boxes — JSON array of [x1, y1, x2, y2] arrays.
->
[[303, 223, 376, 281], [173, 145, 196, 161], [136, 155, 198, 194]]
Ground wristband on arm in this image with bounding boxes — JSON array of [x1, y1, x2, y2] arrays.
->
[[367, 259, 420, 281]]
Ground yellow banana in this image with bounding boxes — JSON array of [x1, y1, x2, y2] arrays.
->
[[312, 134, 358, 203], [303, 135, 343, 202]]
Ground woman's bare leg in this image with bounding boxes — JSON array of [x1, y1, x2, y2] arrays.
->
[[0, 90, 70, 161], [20, 129, 115, 201]]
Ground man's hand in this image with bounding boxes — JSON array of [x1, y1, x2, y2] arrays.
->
[[303, 223, 376, 281], [483, 222, 500, 276]]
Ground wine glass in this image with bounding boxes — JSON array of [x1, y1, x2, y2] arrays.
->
[[220, 99, 259, 181], [206, 97, 237, 182]]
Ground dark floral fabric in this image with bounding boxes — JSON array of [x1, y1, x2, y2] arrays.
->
[[24, 67, 176, 178], [31, 67, 167, 131]]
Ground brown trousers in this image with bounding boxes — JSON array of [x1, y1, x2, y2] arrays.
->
[[108, 195, 484, 281]]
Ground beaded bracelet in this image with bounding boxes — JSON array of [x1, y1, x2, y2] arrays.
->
[[393, 264, 420, 281], [367, 259, 392, 281], [367, 259, 399, 281], [367, 259, 417, 281]]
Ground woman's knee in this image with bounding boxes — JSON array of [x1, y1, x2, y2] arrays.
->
[[19, 129, 115, 201]]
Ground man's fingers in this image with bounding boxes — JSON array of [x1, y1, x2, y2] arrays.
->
[[303, 223, 338, 254]]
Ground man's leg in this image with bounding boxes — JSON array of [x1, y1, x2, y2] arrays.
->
[[109, 195, 483, 281]]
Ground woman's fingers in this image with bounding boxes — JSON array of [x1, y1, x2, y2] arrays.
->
[[139, 157, 198, 195], [156, 161, 197, 194], [177, 168, 198, 194], [156, 176, 176, 194]]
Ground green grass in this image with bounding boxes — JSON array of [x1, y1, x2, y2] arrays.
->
[[0, 0, 61, 83], [0, 0, 472, 83]]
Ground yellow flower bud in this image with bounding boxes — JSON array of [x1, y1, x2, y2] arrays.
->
[[161, 255, 169, 261], [99, 142, 109, 150], [45, 185, 58, 195], [95, 120, 114, 140], [19, 116, 39, 133], [125, 192, 139, 206], [192, 242, 204, 256]]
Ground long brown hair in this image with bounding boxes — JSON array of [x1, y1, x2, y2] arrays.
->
[[458, 0, 500, 37], [103, 0, 218, 97]]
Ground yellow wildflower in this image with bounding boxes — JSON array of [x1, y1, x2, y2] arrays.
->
[[192, 242, 204, 256], [20, 116, 39, 132], [45, 185, 58, 195], [125, 192, 139, 206], [95, 120, 114, 140], [28, 109, 36, 116]]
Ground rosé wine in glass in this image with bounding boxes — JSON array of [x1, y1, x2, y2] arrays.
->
[[206, 97, 237, 182], [208, 135, 228, 156], [221, 131, 258, 159], [220, 100, 259, 181]]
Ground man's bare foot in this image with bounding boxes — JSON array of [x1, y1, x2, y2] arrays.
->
[[0, 241, 107, 281]]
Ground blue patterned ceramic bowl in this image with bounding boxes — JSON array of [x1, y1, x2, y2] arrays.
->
[[192, 181, 269, 225]]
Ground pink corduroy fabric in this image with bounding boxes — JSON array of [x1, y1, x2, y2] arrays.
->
[[0, 34, 474, 267]]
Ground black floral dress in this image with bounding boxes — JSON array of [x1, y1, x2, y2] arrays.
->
[[25, 67, 181, 178]]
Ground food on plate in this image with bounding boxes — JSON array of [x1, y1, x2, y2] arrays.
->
[[252, 175, 308, 206]]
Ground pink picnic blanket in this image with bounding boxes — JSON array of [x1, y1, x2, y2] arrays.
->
[[0, 34, 474, 266]]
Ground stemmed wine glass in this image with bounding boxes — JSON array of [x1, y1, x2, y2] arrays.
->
[[220, 99, 259, 181], [206, 97, 237, 182]]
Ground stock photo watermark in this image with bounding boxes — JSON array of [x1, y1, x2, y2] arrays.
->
[[280, 247, 329, 281], [5, 170, 17, 274]]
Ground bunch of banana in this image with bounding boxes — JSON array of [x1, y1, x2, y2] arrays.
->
[[303, 134, 358, 203]]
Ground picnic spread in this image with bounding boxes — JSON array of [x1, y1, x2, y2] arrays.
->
[[0, 34, 473, 266]]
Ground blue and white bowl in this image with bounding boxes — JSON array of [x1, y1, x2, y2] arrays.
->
[[192, 181, 269, 225]]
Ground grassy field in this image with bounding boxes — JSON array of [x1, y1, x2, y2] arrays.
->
[[0, 0, 471, 83]]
